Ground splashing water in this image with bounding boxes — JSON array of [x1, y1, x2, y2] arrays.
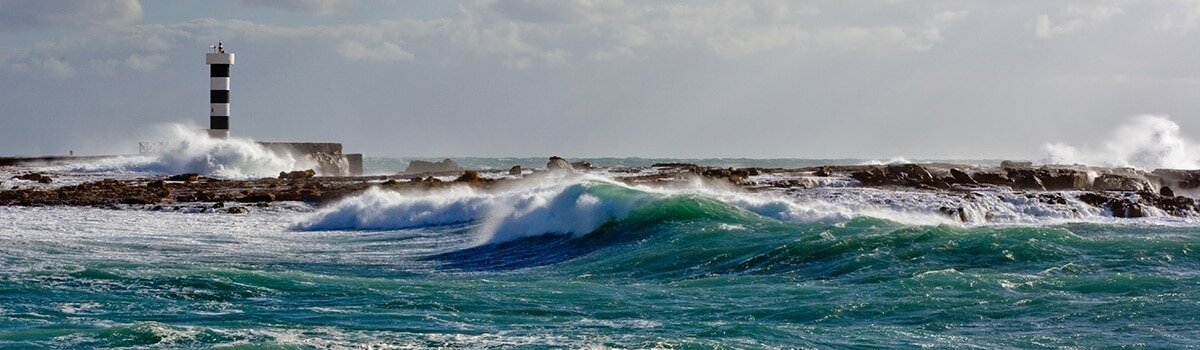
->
[[1043, 115, 1200, 170], [56, 124, 315, 178]]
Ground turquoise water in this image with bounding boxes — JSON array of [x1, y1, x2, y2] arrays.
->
[[2, 171, 1199, 348]]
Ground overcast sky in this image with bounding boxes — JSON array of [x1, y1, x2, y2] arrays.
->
[[0, 0, 1198, 158]]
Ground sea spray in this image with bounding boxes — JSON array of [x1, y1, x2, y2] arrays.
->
[[53, 124, 315, 178], [1042, 115, 1200, 169]]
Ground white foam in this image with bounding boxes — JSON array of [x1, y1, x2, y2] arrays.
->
[[1042, 115, 1200, 170], [47, 124, 314, 179]]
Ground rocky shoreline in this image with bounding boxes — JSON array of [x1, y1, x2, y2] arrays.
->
[[4, 158, 1200, 220]]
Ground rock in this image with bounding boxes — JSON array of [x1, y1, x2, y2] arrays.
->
[[146, 180, 167, 189], [813, 166, 833, 177], [1093, 173, 1152, 192], [949, 168, 977, 184], [166, 173, 200, 183], [1161, 186, 1175, 197], [653, 163, 699, 168], [886, 164, 935, 182], [1008, 170, 1046, 191], [571, 161, 593, 170], [238, 192, 275, 203], [508, 165, 523, 176], [547, 156, 574, 172], [404, 159, 463, 174], [1109, 199, 1147, 218], [279, 169, 316, 179], [1037, 168, 1091, 190], [1001, 160, 1033, 168], [1152, 169, 1200, 190], [13, 173, 52, 183], [226, 206, 249, 214], [455, 170, 482, 183], [972, 172, 1012, 186]]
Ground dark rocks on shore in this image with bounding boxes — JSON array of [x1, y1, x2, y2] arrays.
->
[[547, 156, 574, 172], [404, 159, 463, 174], [1161, 186, 1176, 197], [13, 173, 52, 184], [166, 173, 200, 183], [455, 170, 482, 183], [1000, 160, 1033, 168], [949, 168, 977, 184], [509, 166, 523, 176], [279, 169, 316, 179], [1093, 173, 1153, 192]]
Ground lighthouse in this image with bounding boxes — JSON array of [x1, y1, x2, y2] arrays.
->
[[206, 42, 233, 138]]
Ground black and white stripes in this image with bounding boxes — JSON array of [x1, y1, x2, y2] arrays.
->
[[205, 47, 234, 138]]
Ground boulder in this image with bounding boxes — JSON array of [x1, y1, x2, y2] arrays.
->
[[226, 206, 249, 214], [455, 170, 482, 183], [1151, 169, 1200, 190], [279, 169, 316, 179], [949, 168, 977, 184], [13, 173, 52, 184], [547, 156, 574, 172], [1037, 168, 1091, 190], [1001, 160, 1033, 168], [1008, 170, 1046, 191], [508, 165, 523, 176], [404, 159, 463, 174], [1093, 173, 1152, 192], [571, 161, 593, 170], [813, 166, 833, 177], [166, 173, 200, 183], [972, 172, 1012, 186], [1161, 186, 1175, 197]]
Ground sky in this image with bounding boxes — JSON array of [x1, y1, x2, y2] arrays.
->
[[0, 0, 1198, 159]]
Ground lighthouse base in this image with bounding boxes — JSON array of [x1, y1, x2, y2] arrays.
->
[[207, 129, 230, 139]]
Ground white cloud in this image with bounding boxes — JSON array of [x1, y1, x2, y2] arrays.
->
[[0, 0, 142, 31], [237, 0, 355, 15], [1159, 0, 1200, 32], [125, 53, 167, 71], [339, 40, 416, 61], [1035, 4, 1123, 38]]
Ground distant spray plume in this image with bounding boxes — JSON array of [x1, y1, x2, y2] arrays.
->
[[63, 124, 314, 178], [1042, 115, 1200, 170]]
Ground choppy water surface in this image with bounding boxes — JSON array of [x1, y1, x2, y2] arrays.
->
[[2, 174, 1199, 348]]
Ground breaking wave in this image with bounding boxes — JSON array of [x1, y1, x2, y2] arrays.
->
[[1042, 115, 1200, 170], [56, 124, 314, 178]]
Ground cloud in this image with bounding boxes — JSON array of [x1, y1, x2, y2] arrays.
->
[[0, 0, 142, 32], [237, 0, 355, 15], [338, 40, 416, 61], [1159, 0, 1200, 32], [1035, 4, 1123, 38]]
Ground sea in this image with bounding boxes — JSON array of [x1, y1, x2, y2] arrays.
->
[[2, 153, 1199, 348]]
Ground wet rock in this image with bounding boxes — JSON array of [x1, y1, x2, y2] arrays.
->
[[455, 170, 482, 183], [571, 161, 593, 170], [813, 166, 833, 177], [1001, 160, 1033, 168], [972, 172, 1012, 186], [1008, 170, 1046, 191], [1161, 186, 1175, 197], [1152, 169, 1200, 190], [226, 206, 249, 214], [13, 173, 52, 184], [547, 156, 574, 172], [238, 192, 275, 203], [166, 173, 200, 183], [279, 169, 316, 179], [508, 165, 523, 176], [1093, 173, 1152, 192], [949, 168, 977, 184], [404, 159, 462, 174]]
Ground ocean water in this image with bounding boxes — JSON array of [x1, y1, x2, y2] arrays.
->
[[2, 169, 1199, 348]]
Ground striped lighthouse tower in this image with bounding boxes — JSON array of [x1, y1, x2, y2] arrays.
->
[[206, 42, 234, 139]]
